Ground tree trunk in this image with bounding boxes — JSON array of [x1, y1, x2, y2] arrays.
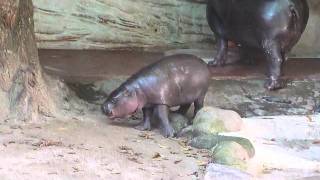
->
[[0, 0, 54, 121]]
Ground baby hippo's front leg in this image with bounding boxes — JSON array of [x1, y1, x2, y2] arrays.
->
[[135, 108, 152, 131], [154, 105, 175, 138]]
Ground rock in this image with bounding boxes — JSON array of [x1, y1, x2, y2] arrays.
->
[[211, 141, 250, 170], [297, 176, 320, 180], [192, 107, 243, 136], [204, 164, 253, 180], [190, 135, 255, 158], [316, 105, 320, 114], [189, 134, 219, 149], [169, 113, 189, 134]]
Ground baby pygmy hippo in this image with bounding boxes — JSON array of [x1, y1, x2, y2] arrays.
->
[[101, 54, 210, 137]]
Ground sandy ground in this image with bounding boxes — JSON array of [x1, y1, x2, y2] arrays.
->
[[0, 113, 209, 180], [1, 107, 320, 180]]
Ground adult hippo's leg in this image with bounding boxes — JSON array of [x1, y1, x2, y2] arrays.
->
[[263, 40, 285, 90], [155, 105, 175, 137], [208, 37, 228, 66], [135, 107, 152, 131], [206, 4, 228, 67]]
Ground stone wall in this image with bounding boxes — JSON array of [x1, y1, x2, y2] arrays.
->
[[33, 0, 213, 50], [33, 0, 320, 57]]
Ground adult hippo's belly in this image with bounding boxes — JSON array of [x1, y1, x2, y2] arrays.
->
[[206, 0, 309, 90]]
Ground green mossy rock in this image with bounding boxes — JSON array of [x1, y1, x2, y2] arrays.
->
[[192, 107, 243, 136], [190, 135, 255, 158], [169, 113, 189, 134], [211, 141, 250, 170]]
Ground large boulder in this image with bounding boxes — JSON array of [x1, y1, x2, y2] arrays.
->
[[211, 141, 251, 170], [189, 133, 255, 171], [182, 107, 243, 137], [204, 164, 253, 180], [169, 113, 189, 134], [190, 135, 255, 158]]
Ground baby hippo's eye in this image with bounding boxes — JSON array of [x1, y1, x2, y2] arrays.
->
[[123, 90, 131, 97], [111, 98, 117, 103]]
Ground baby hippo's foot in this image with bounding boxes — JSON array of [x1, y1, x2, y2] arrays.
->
[[135, 121, 151, 131], [265, 78, 285, 91], [160, 125, 175, 138]]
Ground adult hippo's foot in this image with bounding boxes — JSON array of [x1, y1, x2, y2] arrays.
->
[[263, 40, 286, 91], [208, 57, 226, 67], [265, 78, 285, 91], [208, 38, 228, 67]]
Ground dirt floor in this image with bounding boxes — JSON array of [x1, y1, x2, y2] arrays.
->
[[1, 112, 320, 179], [0, 113, 210, 180]]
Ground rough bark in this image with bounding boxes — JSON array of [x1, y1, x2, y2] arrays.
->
[[0, 0, 54, 121]]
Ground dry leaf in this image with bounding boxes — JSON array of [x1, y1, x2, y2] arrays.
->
[[312, 140, 320, 144], [197, 161, 208, 166], [170, 151, 178, 155], [138, 133, 154, 139], [174, 159, 183, 164], [32, 139, 63, 148], [182, 146, 192, 151], [119, 145, 132, 151], [158, 144, 168, 149], [128, 157, 143, 164], [306, 115, 314, 122], [58, 127, 67, 131], [72, 167, 80, 172], [152, 152, 162, 159]]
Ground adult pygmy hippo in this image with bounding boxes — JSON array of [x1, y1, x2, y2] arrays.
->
[[102, 54, 210, 137], [207, 0, 309, 90]]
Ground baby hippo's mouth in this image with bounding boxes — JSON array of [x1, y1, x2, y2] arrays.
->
[[107, 115, 116, 120], [107, 107, 139, 121]]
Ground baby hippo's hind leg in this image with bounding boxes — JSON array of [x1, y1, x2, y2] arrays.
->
[[135, 107, 152, 131], [176, 103, 191, 115], [191, 94, 205, 124], [154, 105, 175, 138]]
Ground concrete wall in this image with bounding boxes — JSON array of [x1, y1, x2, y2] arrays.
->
[[33, 0, 320, 57]]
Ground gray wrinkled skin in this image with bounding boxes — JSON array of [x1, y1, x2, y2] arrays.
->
[[207, 0, 309, 90], [102, 54, 210, 137]]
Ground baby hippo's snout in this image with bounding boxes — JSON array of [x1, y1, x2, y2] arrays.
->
[[101, 104, 113, 117]]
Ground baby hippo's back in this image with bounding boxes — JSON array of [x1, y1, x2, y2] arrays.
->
[[132, 54, 210, 106]]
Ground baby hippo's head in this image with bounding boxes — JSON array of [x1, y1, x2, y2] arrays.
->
[[101, 87, 139, 119]]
